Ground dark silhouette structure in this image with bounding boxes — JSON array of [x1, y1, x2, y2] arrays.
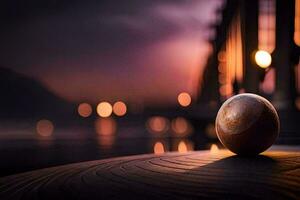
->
[[0, 67, 75, 121], [199, 0, 300, 143]]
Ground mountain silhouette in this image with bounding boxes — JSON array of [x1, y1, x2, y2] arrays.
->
[[0, 67, 75, 120]]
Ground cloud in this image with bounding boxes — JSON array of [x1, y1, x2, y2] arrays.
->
[[0, 0, 223, 104]]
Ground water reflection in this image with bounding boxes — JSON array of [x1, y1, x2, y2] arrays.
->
[[95, 117, 117, 136], [95, 117, 117, 150], [1, 109, 225, 177], [37, 138, 54, 147], [97, 136, 115, 149]]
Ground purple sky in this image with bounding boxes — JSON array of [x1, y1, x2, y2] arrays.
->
[[0, 0, 223, 105]]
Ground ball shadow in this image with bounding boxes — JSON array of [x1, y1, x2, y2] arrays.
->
[[182, 154, 283, 199]]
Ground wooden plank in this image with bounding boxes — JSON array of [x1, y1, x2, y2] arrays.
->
[[0, 148, 299, 199]]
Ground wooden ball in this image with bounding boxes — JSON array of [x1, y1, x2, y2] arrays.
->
[[215, 93, 280, 156]]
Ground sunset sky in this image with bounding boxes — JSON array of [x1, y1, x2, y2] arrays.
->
[[0, 0, 223, 105]]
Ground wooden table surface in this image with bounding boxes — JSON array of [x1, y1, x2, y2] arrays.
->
[[0, 147, 299, 200]]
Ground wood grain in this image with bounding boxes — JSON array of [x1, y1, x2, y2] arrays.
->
[[0, 148, 299, 199]]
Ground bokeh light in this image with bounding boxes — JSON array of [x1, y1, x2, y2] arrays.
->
[[295, 0, 300, 46], [77, 102, 92, 117], [95, 117, 117, 136], [171, 117, 193, 136], [219, 84, 233, 98], [210, 144, 219, 154], [146, 116, 169, 134], [97, 102, 113, 117], [113, 101, 127, 116], [36, 119, 54, 137], [177, 92, 192, 107], [177, 141, 188, 153], [255, 50, 272, 68], [154, 142, 165, 155], [217, 51, 226, 62], [173, 139, 194, 152]]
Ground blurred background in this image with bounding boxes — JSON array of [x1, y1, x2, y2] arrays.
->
[[0, 0, 299, 176]]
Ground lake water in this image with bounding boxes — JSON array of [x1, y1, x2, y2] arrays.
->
[[0, 119, 219, 176]]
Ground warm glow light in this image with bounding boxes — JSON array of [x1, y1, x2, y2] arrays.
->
[[146, 116, 169, 134], [175, 140, 194, 152], [210, 144, 219, 154], [217, 51, 226, 62], [95, 117, 117, 136], [97, 102, 113, 117], [113, 101, 127, 116], [171, 117, 192, 136], [295, 0, 300, 46], [219, 84, 233, 97], [97, 136, 115, 149], [260, 68, 275, 94], [154, 142, 165, 154], [217, 12, 244, 100], [178, 141, 188, 153], [77, 103, 92, 117], [255, 50, 272, 68], [258, 0, 276, 53], [177, 92, 192, 107], [36, 119, 54, 137]]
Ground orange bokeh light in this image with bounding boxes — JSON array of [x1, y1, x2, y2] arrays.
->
[[255, 50, 272, 68], [178, 141, 188, 153], [78, 102, 92, 117], [97, 136, 115, 149], [294, 0, 300, 46], [217, 51, 226, 62], [210, 144, 219, 154], [177, 92, 192, 107], [154, 142, 165, 155], [146, 116, 169, 134], [97, 102, 113, 117], [219, 84, 233, 97], [95, 117, 117, 136], [113, 101, 127, 116], [36, 119, 54, 137], [171, 117, 192, 136]]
